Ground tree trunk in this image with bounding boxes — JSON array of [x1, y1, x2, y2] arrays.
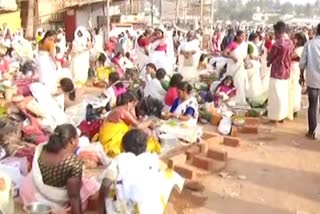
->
[[25, 0, 35, 39]]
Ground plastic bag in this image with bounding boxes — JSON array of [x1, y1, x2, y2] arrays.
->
[[218, 116, 232, 135]]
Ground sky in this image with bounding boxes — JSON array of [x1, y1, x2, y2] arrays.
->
[[281, 0, 316, 4], [242, 0, 316, 4]]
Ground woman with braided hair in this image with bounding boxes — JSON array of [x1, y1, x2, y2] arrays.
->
[[20, 124, 99, 213]]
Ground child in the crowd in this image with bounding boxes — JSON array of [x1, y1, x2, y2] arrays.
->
[[96, 52, 113, 82], [144, 68, 166, 102], [111, 51, 127, 77], [197, 53, 208, 70], [213, 75, 236, 107], [144, 63, 157, 83]]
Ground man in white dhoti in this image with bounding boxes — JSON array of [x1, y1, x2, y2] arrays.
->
[[267, 21, 293, 123], [70, 27, 91, 85], [178, 31, 201, 82]]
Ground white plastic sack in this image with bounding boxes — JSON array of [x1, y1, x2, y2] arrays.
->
[[218, 116, 232, 135]]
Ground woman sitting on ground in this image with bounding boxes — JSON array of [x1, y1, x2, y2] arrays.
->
[[20, 124, 99, 214], [99, 129, 184, 214], [97, 91, 161, 157], [59, 78, 103, 110], [163, 81, 199, 126], [96, 52, 112, 82], [144, 68, 167, 102], [164, 73, 183, 108], [213, 75, 237, 107]]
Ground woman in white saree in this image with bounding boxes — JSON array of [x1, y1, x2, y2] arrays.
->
[[288, 32, 307, 119], [20, 124, 99, 214], [178, 31, 201, 82], [164, 81, 199, 127], [99, 129, 184, 214], [36, 30, 58, 94], [70, 27, 91, 85], [149, 27, 173, 74], [246, 33, 263, 101], [223, 30, 248, 105], [135, 29, 152, 76]]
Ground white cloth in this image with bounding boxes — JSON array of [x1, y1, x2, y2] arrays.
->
[[172, 96, 199, 126], [29, 83, 70, 131], [56, 33, 67, 55], [165, 30, 176, 70], [149, 39, 172, 74], [64, 101, 87, 126], [247, 42, 263, 100], [70, 27, 90, 83], [103, 152, 184, 214], [267, 78, 289, 121], [178, 39, 201, 81], [144, 78, 166, 101], [225, 42, 248, 105], [94, 33, 104, 53], [289, 47, 303, 119], [36, 51, 58, 94]]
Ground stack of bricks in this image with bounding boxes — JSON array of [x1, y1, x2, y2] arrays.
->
[[203, 131, 242, 148], [238, 117, 260, 134], [167, 139, 228, 181], [210, 113, 260, 136]]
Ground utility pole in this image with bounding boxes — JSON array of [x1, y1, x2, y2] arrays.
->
[[106, 0, 110, 41], [183, 0, 188, 25], [151, 0, 154, 27], [200, 0, 204, 30], [159, 0, 163, 21], [175, 0, 179, 24], [130, 0, 133, 14], [211, 0, 214, 30]]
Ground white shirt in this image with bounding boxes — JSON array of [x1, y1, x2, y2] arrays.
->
[[144, 78, 166, 101]]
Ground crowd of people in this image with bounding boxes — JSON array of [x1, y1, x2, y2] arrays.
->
[[0, 19, 319, 213]]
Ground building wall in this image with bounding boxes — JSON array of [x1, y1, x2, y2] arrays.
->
[[75, 3, 120, 28], [0, 11, 21, 32]]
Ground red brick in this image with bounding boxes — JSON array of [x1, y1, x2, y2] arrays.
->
[[192, 155, 215, 170], [174, 165, 195, 179], [245, 117, 260, 126], [211, 114, 222, 126], [230, 126, 238, 137], [167, 154, 187, 169], [202, 131, 219, 140], [206, 136, 222, 147], [196, 142, 208, 153], [240, 125, 258, 134], [223, 136, 241, 147], [185, 146, 201, 160], [207, 149, 228, 162]]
